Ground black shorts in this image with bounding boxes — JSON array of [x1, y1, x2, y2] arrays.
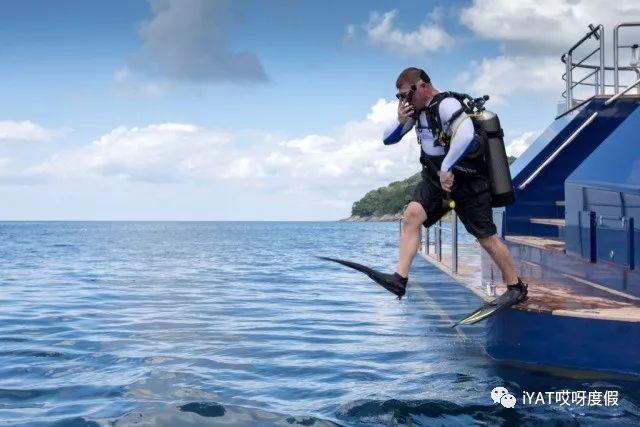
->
[[411, 172, 497, 239]]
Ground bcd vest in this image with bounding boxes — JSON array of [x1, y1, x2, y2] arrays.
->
[[417, 91, 488, 178], [416, 91, 516, 207]]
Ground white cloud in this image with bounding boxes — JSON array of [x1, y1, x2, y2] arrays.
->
[[279, 134, 335, 154], [458, 1, 640, 102], [460, 0, 640, 54], [220, 157, 266, 180], [366, 98, 398, 124], [264, 152, 291, 169], [0, 157, 47, 186], [506, 130, 541, 157], [364, 10, 454, 56], [457, 55, 563, 104], [34, 124, 233, 183], [0, 121, 68, 142], [31, 99, 420, 212]]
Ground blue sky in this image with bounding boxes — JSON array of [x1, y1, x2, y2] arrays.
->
[[0, 0, 636, 220]]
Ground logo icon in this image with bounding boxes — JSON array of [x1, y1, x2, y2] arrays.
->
[[491, 386, 516, 408]]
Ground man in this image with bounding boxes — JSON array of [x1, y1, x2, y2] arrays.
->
[[377, 67, 527, 304]]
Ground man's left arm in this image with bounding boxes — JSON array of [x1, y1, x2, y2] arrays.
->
[[439, 98, 476, 173]]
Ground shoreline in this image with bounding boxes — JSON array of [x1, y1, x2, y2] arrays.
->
[[341, 211, 454, 222], [340, 213, 403, 222]]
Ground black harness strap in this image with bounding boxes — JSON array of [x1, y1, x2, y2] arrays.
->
[[425, 91, 471, 145], [420, 91, 489, 177], [425, 92, 450, 139]]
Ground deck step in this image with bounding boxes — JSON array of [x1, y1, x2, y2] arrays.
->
[[530, 217, 565, 227], [421, 249, 640, 323], [505, 235, 565, 251]]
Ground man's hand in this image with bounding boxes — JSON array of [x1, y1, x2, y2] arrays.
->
[[438, 170, 454, 192], [397, 100, 414, 124]]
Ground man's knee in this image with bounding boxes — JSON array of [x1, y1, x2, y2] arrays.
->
[[403, 202, 427, 228], [477, 233, 498, 248]]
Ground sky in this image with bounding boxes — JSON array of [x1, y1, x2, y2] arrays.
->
[[0, 0, 638, 220]]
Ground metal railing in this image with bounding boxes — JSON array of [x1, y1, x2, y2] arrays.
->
[[518, 23, 640, 190], [399, 212, 459, 274], [424, 216, 459, 274], [561, 24, 605, 110], [561, 23, 640, 112], [614, 23, 640, 93], [520, 73, 640, 191]]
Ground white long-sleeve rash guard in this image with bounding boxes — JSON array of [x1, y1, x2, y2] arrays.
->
[[382, 97, 475, 172]]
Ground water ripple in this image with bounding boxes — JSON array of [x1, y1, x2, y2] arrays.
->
[[0, 222, 637, 426]]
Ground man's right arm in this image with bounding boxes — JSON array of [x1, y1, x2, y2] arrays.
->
[[382, 118, 415, 145]]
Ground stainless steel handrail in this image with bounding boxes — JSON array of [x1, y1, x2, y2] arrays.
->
[[522, 24, 640, 190], [570, 69, 599, 89], [520, 75, 640, 191], [570, 47, 601, 70], [563, 64, 637, 72], [413, 213, 459, 274], [436, 220, 442, 262], [565, 24, 602, 56], [604, 76, 640, 105], [451, 214, 458, 273], [561, 24, 604, 109], [518, 111, 597, 190], [562, 64, 637, 99], [614, 23, 640, 93], [561, 24, 640, 106], [565, 51, 573, 107]]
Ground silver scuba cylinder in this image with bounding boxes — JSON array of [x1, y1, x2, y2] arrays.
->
[[475, 110, 515, 207]]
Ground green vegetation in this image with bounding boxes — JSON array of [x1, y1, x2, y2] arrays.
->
[[351, 171, 422, 217]]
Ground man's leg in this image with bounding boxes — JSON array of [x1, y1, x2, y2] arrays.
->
[[477, 234, 518, 285], [395, 201, 427, 278], [454, 175, 519, 287]]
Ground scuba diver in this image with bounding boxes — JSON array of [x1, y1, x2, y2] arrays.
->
[[318, 67, 527, 325]]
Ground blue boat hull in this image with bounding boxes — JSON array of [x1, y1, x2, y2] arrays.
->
[[485, 307, 640, 377]]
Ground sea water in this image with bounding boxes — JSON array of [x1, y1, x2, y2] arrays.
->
[[0, 221, 638, 426]]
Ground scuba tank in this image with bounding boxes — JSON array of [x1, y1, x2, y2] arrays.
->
[[474, 109, 515, 207]]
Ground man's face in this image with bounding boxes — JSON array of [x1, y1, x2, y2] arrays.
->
[[397, 80, 429, 108]]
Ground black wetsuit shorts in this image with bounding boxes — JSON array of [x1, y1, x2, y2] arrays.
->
[[411, 169, 497, 239]]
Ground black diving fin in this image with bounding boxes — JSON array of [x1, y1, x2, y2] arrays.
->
[[316, 256, 407, 299], [452, 281, 528, 327]]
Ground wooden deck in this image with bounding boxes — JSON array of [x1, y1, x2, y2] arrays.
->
[[505, 235, 565, 252], [530, 217, 566, 227], [419, 239, 640, 323], [512, 269, 640, 322]]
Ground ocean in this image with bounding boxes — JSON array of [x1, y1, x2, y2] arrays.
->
[[0, 221, 638, 426]]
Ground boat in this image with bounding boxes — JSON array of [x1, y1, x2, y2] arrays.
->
[[414, 22, 640, 378]]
